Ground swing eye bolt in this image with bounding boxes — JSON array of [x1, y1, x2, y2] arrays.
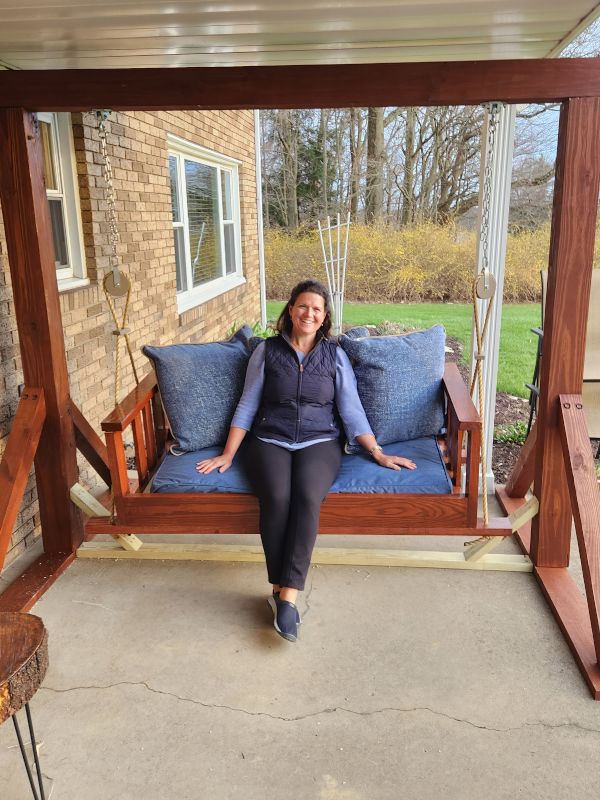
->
[[575, 403, 583, 409], [563, 402, 571, 409]]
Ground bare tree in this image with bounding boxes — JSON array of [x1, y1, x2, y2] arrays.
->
[[365, 107, 384, 223], [278, 110, 299, 230]]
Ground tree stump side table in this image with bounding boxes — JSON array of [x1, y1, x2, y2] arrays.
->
[[0, 612, 49, 800]]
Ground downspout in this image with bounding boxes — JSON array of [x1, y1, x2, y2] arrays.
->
[[254, 109, 267, 327]]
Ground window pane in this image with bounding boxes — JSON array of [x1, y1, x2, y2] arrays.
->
[[185, 159, 222, 286], [223, 223, 236, 275], [40, 120, 58, 191], [221, 170, 233, 220], [169, 155, 180, 222], [48, 198, 69, 268], [174, 227, 187, 292]]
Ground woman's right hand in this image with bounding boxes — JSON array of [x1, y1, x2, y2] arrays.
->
[[196, 454, 233, 474]]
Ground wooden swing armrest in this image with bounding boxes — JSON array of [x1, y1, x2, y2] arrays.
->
[[101, 371, 158, 432], [442, 362, 480, 430], [441, 363, 481, 515], [101, 371, 166, 498]]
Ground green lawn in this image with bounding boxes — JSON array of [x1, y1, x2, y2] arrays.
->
[[266, 301, 540, 398]]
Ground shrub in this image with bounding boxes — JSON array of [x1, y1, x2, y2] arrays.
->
[[265, 222, 564, 304], [493, 421, 529, 444]]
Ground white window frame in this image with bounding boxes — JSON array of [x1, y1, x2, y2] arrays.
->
[[168, 134, 244, 314], [37, 111, 88, 291]]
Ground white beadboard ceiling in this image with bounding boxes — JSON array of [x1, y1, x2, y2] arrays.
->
[[0, 1, 598, 70]]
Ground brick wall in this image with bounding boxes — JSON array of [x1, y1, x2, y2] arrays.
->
[[0, 109, 261, 569]]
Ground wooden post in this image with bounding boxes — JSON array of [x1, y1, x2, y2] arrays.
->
[[531, 97, 600, 568], [0, 108, 84, 554]]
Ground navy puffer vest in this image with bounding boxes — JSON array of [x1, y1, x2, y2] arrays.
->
[[252, 334, 340, 444]]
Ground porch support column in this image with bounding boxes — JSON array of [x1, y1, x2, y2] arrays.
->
[[531, 97, 600, 567], [472, 103, 517, 493], [0, 108, 83, 554]]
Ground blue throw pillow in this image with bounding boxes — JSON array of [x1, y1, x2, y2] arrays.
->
[[142, 326, 252, 453], [339, 325, 446, 449], [343, 326, 371, 340]]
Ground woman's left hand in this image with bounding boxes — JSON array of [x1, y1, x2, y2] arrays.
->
[[373, 452, 416, 471]]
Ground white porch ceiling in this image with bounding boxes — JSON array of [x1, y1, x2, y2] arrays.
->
[[0, 1, 598, 70]]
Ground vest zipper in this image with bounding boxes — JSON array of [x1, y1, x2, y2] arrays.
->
[[295, 362, 304, 441]]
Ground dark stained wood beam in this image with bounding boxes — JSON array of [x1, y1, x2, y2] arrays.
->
[[531, 97, 600, 568], [0, 58, 600, 111], [0, 108, 84, 555], [71, 402, 112, 488], [0, 389, 45, 572], [505, 419, 537, 498], [535, 566, 600, 700], [558, 395, 600, 663], [0, 553, 75, 612], [496, 488, 600, 700]]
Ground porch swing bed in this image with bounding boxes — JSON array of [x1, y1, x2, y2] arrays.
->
[[85, 360, 510, 542]]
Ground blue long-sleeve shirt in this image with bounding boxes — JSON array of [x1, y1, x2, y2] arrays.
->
[[231, 339, 373, 450]]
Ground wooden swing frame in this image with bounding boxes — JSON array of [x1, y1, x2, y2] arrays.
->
[[0, 58, 599, 697]]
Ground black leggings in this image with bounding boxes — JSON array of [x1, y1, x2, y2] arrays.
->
[[244, 436, 342, 590]]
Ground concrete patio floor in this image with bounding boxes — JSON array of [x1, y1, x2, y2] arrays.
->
[[2, 528, 600, 799]]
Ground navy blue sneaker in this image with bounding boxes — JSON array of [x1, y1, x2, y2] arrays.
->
[[273, 599, 298, 642], [267, 592, 301, 625]]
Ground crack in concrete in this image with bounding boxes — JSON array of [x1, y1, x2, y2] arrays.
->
[[41, 682, 600, 736], [302, 573, 315, 618]]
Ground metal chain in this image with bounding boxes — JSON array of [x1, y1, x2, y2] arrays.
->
[[479, 102, 501, 275], [93, 110, 139, 405], [96, 110, 122, 283]]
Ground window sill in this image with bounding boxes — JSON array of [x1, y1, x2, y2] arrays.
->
[[176, 273, 246, 315], [58, 276, 90, 294]]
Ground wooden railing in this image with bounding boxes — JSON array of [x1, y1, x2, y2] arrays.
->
[[0, 389, 45, 572]]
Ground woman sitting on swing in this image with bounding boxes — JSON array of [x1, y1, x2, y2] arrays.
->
[[197, 280, 416, 642]]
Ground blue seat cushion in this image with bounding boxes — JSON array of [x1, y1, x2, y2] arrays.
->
[[151, 436, 452, 495], [339, 325, 446, 450], [142, 326, 252, 453]]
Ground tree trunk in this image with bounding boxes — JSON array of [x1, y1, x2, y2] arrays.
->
[[349, 108, 362, 217], [279, 110, 298, 230], [401, 107, 416, 225], [320, 109, 329, 217], [365, 107, 384, 224]]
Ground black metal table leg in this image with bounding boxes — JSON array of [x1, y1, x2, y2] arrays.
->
[[25, 704, 46, 800], [11, 703, 45, 800]]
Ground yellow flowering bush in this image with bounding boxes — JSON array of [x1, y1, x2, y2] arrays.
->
[[264, 222, 593, 303]]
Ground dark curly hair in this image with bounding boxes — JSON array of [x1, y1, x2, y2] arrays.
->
[[276, 280, 333, 337]]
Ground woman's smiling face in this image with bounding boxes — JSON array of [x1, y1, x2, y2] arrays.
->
[[288, 292, 326, 338]]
